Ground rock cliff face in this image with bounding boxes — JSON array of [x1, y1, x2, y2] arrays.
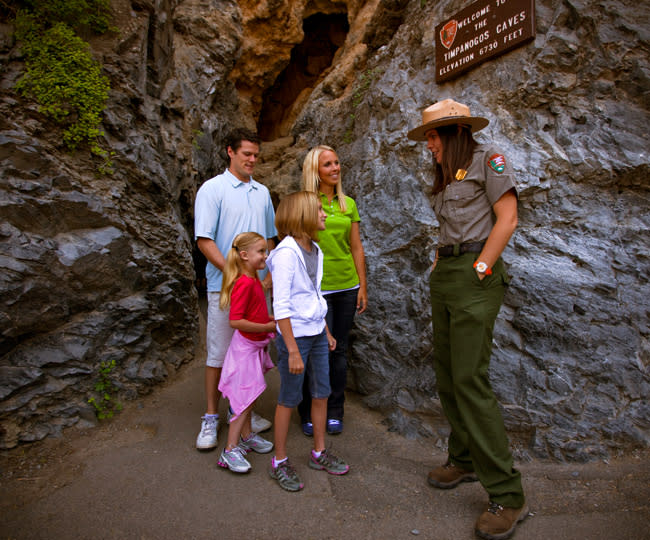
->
[[1, 0, 648, 460]]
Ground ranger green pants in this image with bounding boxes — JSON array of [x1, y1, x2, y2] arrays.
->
[[429, 253, 525, 508]]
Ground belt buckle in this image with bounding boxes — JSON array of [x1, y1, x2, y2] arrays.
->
[[453, 244, 461, 256]]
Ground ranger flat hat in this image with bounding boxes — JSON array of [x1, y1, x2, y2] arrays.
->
[[407, 99, 489, 141]]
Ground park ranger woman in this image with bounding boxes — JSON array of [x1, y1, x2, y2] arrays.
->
[[408, 99, 527, 540]]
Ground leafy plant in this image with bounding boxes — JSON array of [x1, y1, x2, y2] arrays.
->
[[19, 0, 113, 34], [344, 68, 383, 144], [95, 147, 115, 176], [88, 360, 123, 420], [343, 113, 356, 144], [352, 69, 378, 108], [192, 129, 205, 150], [12, 1, 112, 154]]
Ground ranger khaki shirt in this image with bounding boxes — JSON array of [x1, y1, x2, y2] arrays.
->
[[433, 144, 517, 246]]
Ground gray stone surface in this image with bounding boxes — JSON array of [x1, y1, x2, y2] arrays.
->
[[278, 0, 650, 461], [0, 0, 648, 459]]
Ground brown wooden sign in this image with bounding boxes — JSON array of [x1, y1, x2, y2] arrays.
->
[[435, 0, 536, 83]]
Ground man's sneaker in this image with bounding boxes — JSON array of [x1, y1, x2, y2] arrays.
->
[[239, 432, 274, 454], [195, 415, 219, 450], [326, 418, 343, 434], [308, 448, 349, 475], [251, 411, 272, 432], [269, 459, 304, 492], [217, 446, 251, 473], [302, 421, 313, 437], [427, 461, 478, 489], [475, 501, 529, 540]]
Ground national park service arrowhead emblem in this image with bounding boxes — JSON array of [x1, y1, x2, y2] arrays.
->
[[488, 154, 506, 173], [440, 20, 458, 49]]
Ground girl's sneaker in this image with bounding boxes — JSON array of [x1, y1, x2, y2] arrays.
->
[[217, 446, 251, 473], [269, 459, 304, 491], [251, 412, 272, 433], [239, 432, 273, 454], [309, 448, 349, 475], [227, 407, 272, 433]]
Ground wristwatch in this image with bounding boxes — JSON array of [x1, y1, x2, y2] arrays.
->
[[473, 261, 492, 275]]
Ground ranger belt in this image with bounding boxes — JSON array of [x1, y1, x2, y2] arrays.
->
[[437, 241, 485, 257]]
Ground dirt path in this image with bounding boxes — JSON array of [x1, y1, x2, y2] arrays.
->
[[1, 316, 649, 539]]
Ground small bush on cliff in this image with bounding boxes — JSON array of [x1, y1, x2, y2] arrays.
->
[[344, 68, 383, 144], [18, 0, 113, 35], [88, 360, 123, 420], [13, 1, 111, 153]]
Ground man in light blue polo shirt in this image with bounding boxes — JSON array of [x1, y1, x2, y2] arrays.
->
[[194, 128, 277, 450]]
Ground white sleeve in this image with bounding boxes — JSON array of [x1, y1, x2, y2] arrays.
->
[[271, 250, 297, 320]]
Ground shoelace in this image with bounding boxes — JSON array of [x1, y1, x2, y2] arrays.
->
[[278, 460, 298, 477], [318, 449, 341, 466], [227, 446, 246, 459], [487, 501, 504, 515], [201, 418, 217, 434]]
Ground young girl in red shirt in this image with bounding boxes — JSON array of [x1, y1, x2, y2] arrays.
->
[[217, 232, 277, 473]]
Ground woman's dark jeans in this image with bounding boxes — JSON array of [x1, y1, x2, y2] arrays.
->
[[298, 288, 358, 422]]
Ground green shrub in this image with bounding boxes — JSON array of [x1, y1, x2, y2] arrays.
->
[[19, 0, 112, 35], [13, 2, 111, 153], [343, 69, 383, 145], [88, 359, 123, 420]]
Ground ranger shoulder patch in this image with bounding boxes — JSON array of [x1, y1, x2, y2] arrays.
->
[[488, 154, 506, 173]]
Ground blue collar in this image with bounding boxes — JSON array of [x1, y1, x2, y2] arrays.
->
[[224, 168, 258, 189]]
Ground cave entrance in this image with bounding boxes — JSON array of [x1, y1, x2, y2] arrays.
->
[[257, 12, 349, 141]]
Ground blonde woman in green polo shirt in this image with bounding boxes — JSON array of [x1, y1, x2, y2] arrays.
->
[[297, 145, 368, 436]]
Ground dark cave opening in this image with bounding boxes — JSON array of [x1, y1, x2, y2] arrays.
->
[[257, 12, 349, 142]]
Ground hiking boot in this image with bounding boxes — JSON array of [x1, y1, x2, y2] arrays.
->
[[239, 432, 273, 454], [217, 446, 251, 473], [475, 501, 529, 540], [326, 418, 343, 434], [308, 448, 349, 475], [427, 461, 478, 489], [302, 422, 313, 437], [269, 459, 304, 492], [195, 415, 219, 450]]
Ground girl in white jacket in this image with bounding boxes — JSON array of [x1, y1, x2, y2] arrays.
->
[[266, 192, 350, 491]]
